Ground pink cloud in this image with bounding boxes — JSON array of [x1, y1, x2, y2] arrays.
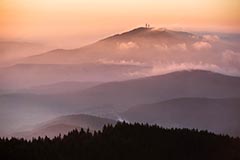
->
[[192, 41, 212, 50], [202, 35, 220, 42], [118, 42, 139, 50], [97, 59, 144, 66], [222, 50, 240, 67], [176, 43, 187, 51], [154, 43, 168, 51]]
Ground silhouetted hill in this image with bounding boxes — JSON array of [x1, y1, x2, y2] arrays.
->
[[1, 123, 240, 160], [122, 97, 240, 136]]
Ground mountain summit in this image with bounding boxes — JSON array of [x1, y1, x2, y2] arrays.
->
[[22, 27, 200, 64], [102, 27, 195, 43]]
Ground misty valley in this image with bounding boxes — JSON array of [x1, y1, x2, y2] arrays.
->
[[1, 27, 240, 159]]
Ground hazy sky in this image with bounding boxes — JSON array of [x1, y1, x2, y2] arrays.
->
[[1, 0, 240, 47]]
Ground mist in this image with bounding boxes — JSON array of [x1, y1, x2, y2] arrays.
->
[[0, 27, 240, 138]]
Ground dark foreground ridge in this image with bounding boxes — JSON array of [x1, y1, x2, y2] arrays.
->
[[1, 122, 240, 160]]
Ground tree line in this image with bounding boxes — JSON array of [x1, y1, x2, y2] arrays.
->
[[0, 122, 240, 160]]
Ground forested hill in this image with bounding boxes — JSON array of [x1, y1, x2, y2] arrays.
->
[[0, 122, 240, 160]]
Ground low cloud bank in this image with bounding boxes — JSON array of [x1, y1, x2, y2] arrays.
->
[[127, 61, 240, 78], [202, 35, 220, 42], [118, 42, 139, 50], [192, 41, 212, 50], [97, 59, 144, 66]]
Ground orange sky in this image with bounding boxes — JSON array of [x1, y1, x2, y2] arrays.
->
[[0, 0, 239, 47]]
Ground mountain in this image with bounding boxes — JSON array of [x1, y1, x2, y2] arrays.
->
[[21, 27, 236, 74], [13, 114, 116, 139], [2, 28, 239, 91], [0, 41, 49, 63], [101, 27, 195, 44], [1, 70, 240, 136], [22, 27, 203, 64], [121, 97, 240, 136], [20, 81, 101, 95], [0, 63, 148, 90], [71, 70, 240, 107]]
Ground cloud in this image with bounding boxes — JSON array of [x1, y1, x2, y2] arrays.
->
[[127, 62, 222, 78], [202, 35, 220, 42], [190, 35, 198, 39], [192, 41, 212, 50], [97, 59, 144, 66], [176, 43, 187, 51], [222, 50, 240, 71], [154, 43, 168, 51], [150, 62, 221, 75], [118, 42, 139, 50], [222, 50, 240, 63], [220, 50, 240, 76], [154, 43, 187, 51], [116, 116, 129, 123]]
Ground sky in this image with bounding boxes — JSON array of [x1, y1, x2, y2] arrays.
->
[[0, 0, 240, 48]]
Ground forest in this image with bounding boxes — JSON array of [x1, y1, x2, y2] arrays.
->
[[0, 122, 240, 160]]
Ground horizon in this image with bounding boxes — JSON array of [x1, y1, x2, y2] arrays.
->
[[1, 26, 240, 50], [0, 0, 240, 153], [1, 0, 240, 48]]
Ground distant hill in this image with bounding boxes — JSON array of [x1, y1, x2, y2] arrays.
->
[[20, 81, 101, 95], [0, 41, 49, 62], [1, 123, 240, 160], [122, 97, 240, 137], [1, 70, 240, 136], [13, 114, 116, 139], [72, 70, 240, 107], [0, 63, 148, 89]]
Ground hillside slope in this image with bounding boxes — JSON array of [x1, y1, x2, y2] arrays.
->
[[122, 97, 240, 136]]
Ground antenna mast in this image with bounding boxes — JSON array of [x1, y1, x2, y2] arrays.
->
[[145, 23, 150, 28]]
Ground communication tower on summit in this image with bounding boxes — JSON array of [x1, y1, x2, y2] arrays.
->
[[145, 23, 150, 28]]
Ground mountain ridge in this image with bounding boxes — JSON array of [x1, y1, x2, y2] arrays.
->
[[20, 27, 201, 64], [122, 97, 240, 136], [101, 27, 195, 42], [1, 70, 240, 136]]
